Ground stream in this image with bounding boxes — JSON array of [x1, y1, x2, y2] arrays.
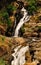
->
[[11, 7, 30, 65], [14, 7, 30, 37], [11, 45, 29, 65]]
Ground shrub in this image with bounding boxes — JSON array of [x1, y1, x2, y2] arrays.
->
[[2, 11, 11, 26], [26, 0, 37, 14], [2, 11, 9, 19], [7, 5, 17, 14]]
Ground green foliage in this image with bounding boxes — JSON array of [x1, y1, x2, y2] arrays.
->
[[6, 19, 12, 26], [0, 4, 16, 26], [2, 11, 9, 19], [13, 6, 17, 11], [2, 11, 12, 26], [7, 5, 17, 13], [0, 58, 5, 65], [26, 0, 37, 14]]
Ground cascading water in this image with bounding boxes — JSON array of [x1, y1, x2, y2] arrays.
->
[[11, 45, 29, 65], [11, 7, 30, 65], [14, 7, 30, 37]]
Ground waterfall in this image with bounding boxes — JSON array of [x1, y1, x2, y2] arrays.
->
[[11, 45, 29, 65], [14, 7, 30, 37], [11, 7, 30, 65]]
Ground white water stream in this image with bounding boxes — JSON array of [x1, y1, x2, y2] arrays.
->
[[11, 45, 29, 65], [14, 7, 30, 37], [11, 7, 30, 65]]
